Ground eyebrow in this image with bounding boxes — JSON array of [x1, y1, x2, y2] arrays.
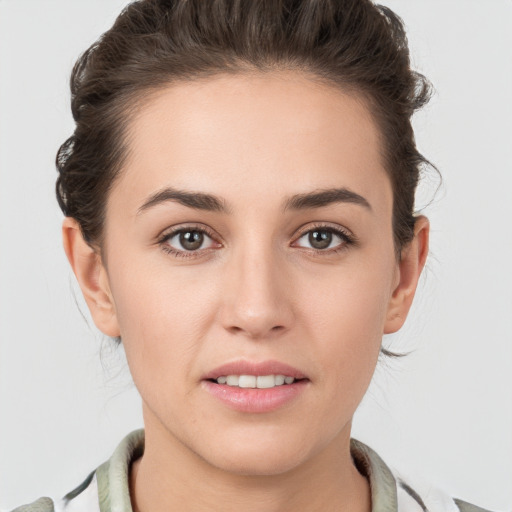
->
[[137, 187, 231, 215], [137, 186, 371, 215], [283, 188, 372, 212]]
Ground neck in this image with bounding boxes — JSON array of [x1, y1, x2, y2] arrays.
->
[[130, 408, 371, 512]]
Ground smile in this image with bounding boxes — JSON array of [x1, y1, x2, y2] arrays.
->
[[201, 360, 309, 413]]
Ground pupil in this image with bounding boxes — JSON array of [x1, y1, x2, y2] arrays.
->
[[309, 230, 332, 249], [180, 231, 203, 250]]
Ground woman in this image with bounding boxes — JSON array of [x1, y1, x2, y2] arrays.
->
[[6, 0, 503, 511]]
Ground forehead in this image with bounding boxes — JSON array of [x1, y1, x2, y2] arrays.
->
[[113, 71, 391, 217]]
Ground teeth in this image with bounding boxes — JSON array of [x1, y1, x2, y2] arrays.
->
[[256, 375, 275, 388], [275, 375, 285, 385], [239, 375, 256, 388], [215, 374, 296, 388], [226, 375, 239, 386]]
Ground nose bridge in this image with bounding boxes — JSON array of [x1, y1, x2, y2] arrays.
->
[[220, 232, 293, 338]]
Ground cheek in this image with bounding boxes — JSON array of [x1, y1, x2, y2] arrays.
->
[[304, 256, 394, 346], [300, 256, 395, 397], [105, 253, 218, 391]]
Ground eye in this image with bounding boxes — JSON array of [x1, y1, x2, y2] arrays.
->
[[159, 226, 219, 257], [293, 225, 355, 252]]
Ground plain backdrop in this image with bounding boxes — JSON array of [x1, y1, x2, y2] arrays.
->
[[0, 0, 511, 510]]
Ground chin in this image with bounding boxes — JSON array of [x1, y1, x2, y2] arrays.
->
[[195, 428, 315, 477], [210, 449, 307, 477]]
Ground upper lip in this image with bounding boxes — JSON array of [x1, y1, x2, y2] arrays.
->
[[202, 360, 308, 381]]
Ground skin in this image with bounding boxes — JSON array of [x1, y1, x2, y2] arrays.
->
[[63, 71, 429, 512]]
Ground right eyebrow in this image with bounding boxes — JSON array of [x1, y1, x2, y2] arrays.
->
[[137, 187, 232, 216]]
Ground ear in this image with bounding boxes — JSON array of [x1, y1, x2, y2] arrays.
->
[[384, 215, 430, 334], [62, 217, 121, 337]]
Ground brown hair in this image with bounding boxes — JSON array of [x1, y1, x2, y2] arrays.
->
[[56, 0, 436, 355]]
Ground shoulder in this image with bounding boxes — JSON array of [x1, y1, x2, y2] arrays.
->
[[350, 438, 496, 512], [392, 461, 495, 512], [7, 470, 99, 512], [6, 430, 144, 512], [8, 497, 55, 512], [454, 499, 497, 512]]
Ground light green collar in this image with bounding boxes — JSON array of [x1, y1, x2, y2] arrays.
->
[[96, 429, 144, 512]]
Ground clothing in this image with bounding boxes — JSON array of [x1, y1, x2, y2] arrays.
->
[[10, 429, 491, 512]]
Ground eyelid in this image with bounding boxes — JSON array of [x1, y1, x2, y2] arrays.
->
[[293, 222, 354, 241], [157, 223, 219, 242], [291, 222, 357, 252], [157, 223, 222, 258]]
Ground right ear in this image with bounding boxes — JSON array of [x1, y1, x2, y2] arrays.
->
[[62, 217, 120, 337]]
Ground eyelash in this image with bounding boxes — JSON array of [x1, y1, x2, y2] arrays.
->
[[158, 224, 219, 259], [157, 223, 357, 259], [296, 222, 357, 255]]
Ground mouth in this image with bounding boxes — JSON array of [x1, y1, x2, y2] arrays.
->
[[201, 360, 309, 413]]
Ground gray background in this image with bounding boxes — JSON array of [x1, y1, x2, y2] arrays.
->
[[0, 0, 511, 510]]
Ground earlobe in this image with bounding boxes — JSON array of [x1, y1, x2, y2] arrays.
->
[[384, 216, 430, 334], [62, 217, 121, 337]]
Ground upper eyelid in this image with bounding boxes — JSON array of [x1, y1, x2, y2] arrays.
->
[[293, 222, 353, 239], [158, 223, 218, 242]]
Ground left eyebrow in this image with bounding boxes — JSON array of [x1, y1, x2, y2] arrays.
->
[[283, 188, 372, 212]]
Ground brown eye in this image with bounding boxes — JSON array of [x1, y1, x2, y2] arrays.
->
[[294, 226, 352, 252], [163, 228, 217, 254], [308, 230, 333, 249], [179, 230, 204, 250]]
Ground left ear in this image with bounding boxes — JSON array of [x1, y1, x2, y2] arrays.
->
[[384, 215, 430, 334]]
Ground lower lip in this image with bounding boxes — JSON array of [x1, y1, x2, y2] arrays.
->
[[201, 380, 309, 413]]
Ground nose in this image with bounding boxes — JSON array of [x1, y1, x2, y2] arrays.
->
[[218, 242, 295, 340]]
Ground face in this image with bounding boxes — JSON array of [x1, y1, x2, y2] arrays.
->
[[75, 71, 421, 476]]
